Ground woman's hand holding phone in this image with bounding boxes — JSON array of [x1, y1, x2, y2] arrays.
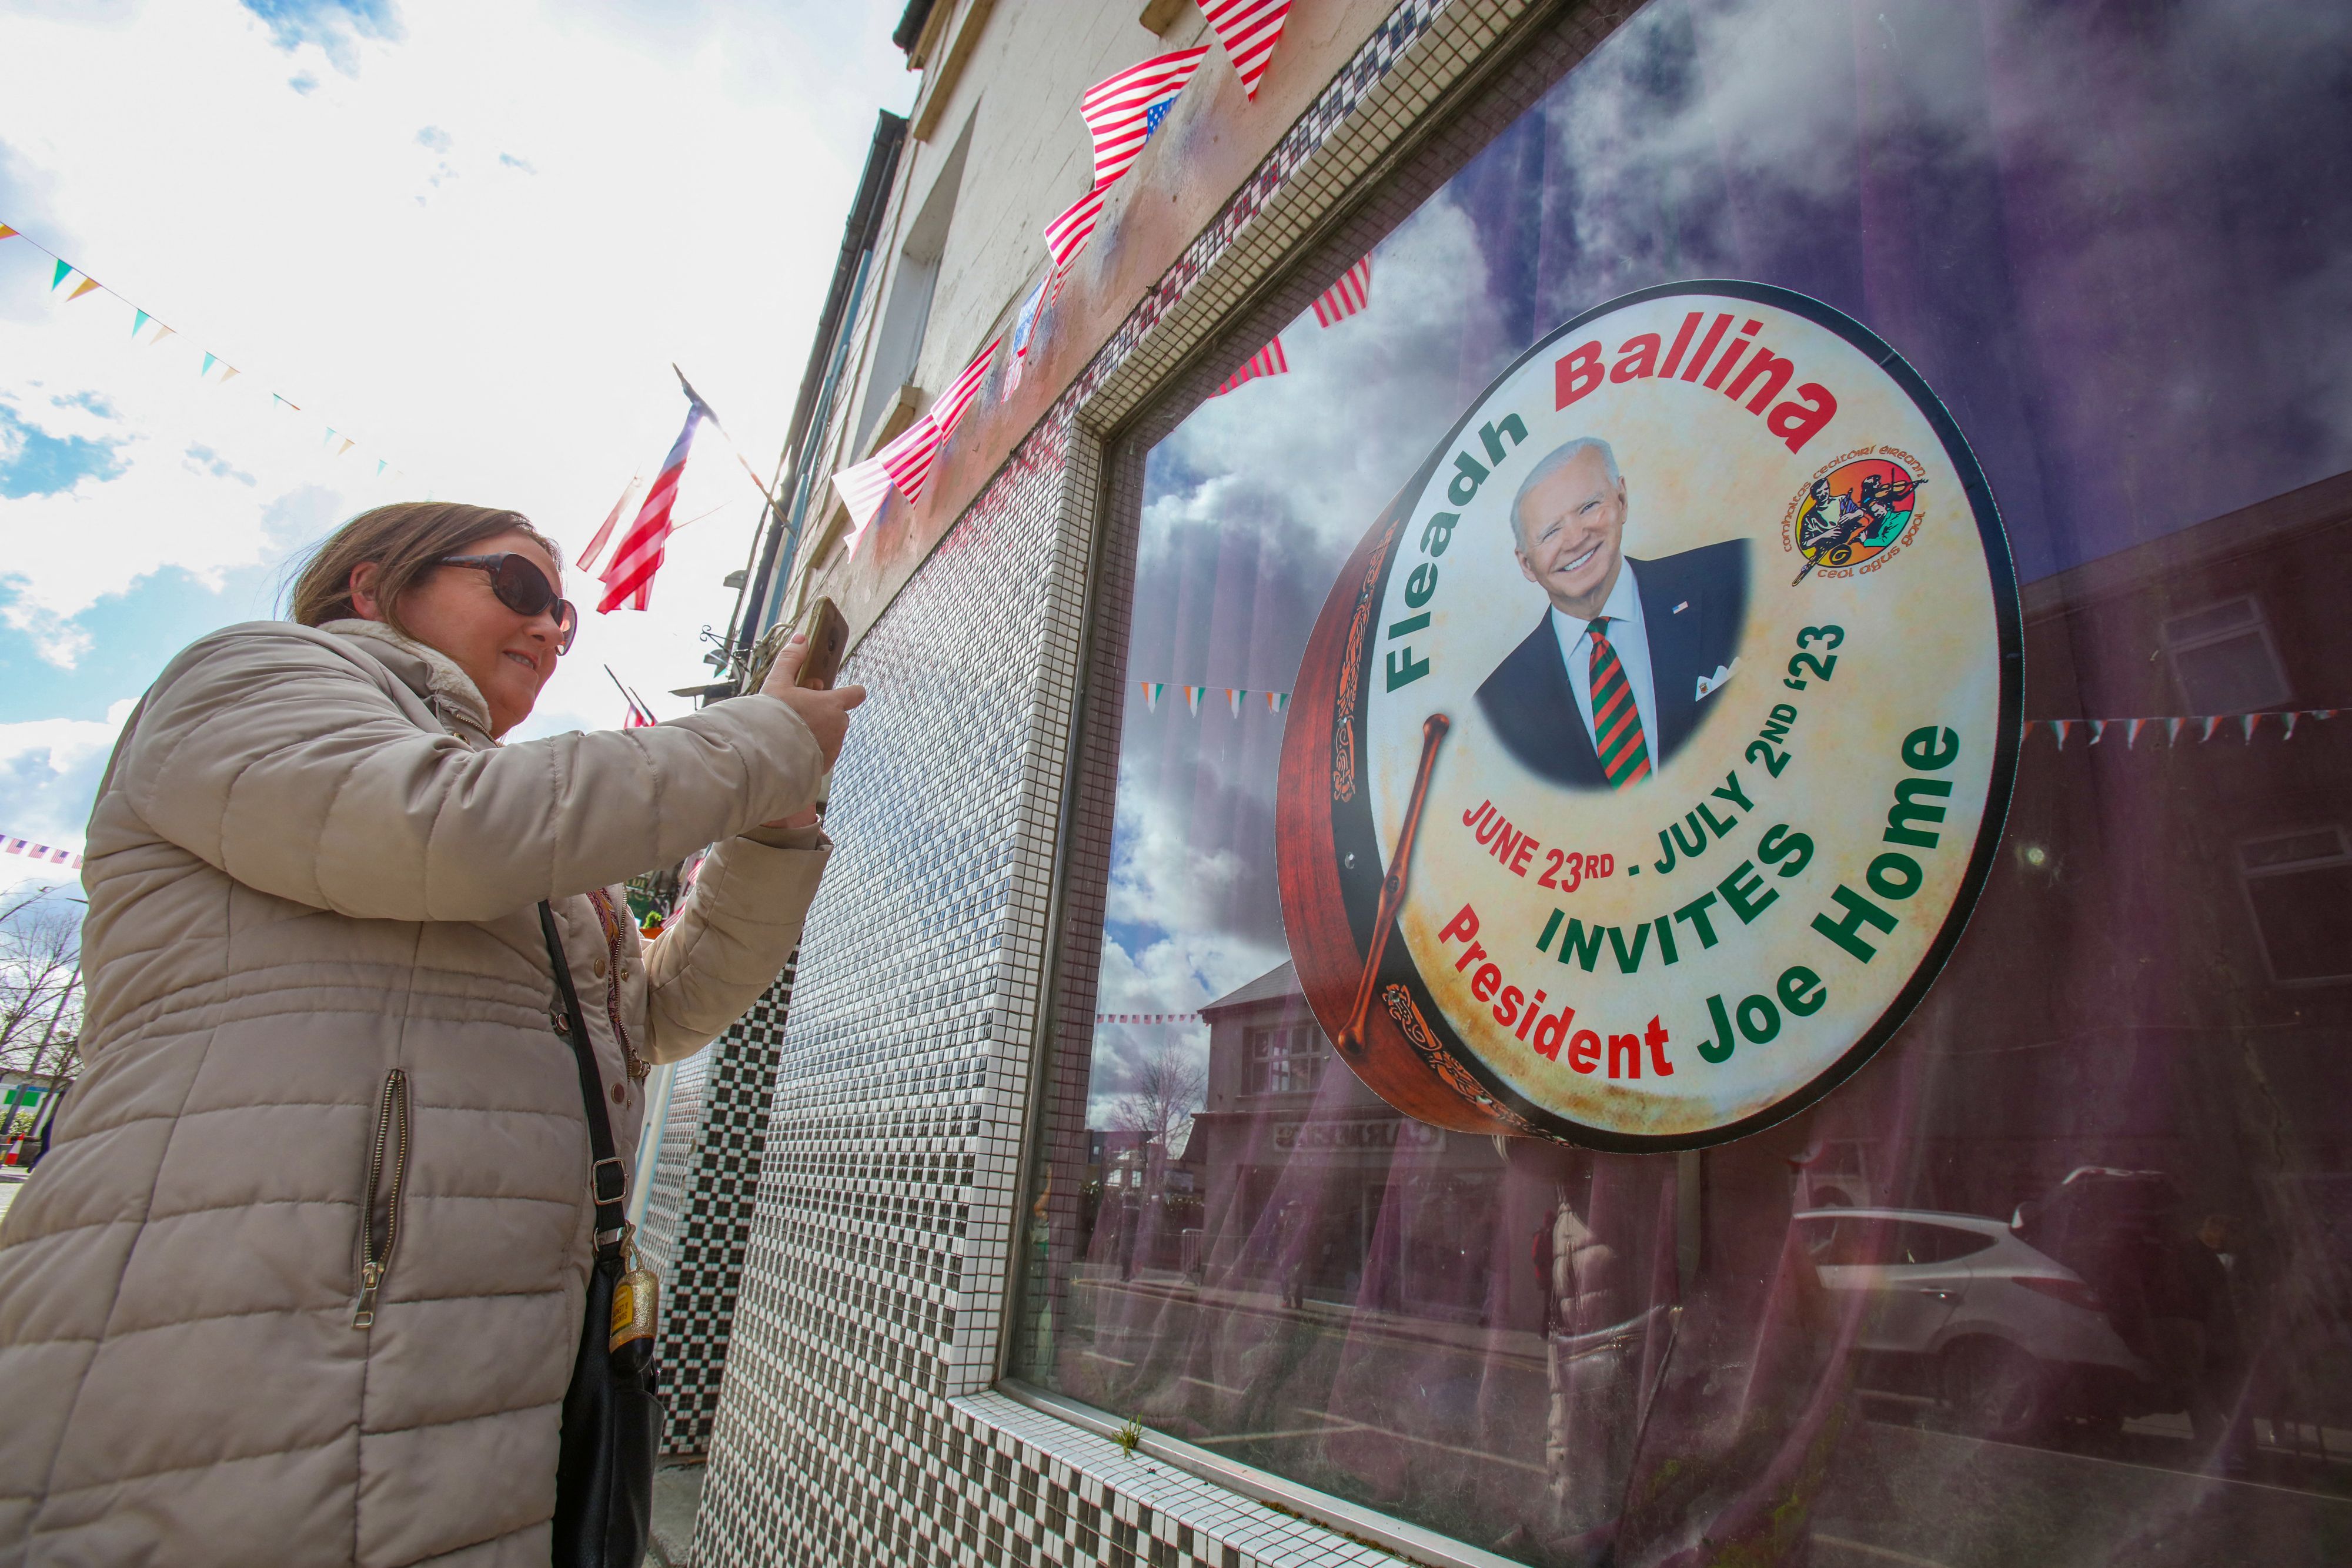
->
[[758, 631, 864, 828]]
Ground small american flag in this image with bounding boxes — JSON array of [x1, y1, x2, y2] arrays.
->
[[1311, 256, 1373, 326], [1080, 48, 1211, 189], [599, 393, 705, 613], [1210, 337, 1288, 396], [1202, 0, 1292, 99]]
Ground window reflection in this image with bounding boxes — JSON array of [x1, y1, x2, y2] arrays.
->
[[1013, 1, 2352, 1563]]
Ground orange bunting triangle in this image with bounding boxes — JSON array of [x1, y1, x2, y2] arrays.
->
[[0, 225, 18, 240], [338, 439, 356, 456], [67, 276, 102, 301]]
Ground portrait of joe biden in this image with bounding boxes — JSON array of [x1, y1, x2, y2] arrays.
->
[[1474, 437, 1749, 790]]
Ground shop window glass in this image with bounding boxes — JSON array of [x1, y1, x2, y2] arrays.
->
[[2240, 828, 2352, 984], [2165, 597, 2291, 715], [1012, 3, 2352, 1563], [1244, 1024, 1325, 1096]]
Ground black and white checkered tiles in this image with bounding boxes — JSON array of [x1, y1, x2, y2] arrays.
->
[[650, 963, 797, 1454]]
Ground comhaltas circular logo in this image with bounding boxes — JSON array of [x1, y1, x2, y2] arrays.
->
[[1789, 450, 1930, 581], [1275, 281, 2021, 1151]]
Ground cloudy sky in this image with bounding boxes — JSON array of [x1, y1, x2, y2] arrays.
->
[[0, 0, 914, 894]]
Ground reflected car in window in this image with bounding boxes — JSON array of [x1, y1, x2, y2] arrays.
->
[[1798, 1207, 2153, 1439]]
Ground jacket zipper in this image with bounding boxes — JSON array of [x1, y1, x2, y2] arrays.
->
[[353, 1068, 410, 1329]]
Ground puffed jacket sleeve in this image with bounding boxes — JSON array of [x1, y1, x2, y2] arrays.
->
[[116, 623, 827, 922], [639, 824, 830, 1064]]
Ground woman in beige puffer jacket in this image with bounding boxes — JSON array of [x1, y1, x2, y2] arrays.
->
[[0, 502, 860, 1566]]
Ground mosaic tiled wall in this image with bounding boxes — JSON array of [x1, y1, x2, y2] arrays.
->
[[641, 962, 801, 1456], [637, 1054, 710, 1278], [693, 3, 1588, 1563]]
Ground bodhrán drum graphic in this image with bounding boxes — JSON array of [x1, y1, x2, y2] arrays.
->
[[1275, 282, 2022, 1151]]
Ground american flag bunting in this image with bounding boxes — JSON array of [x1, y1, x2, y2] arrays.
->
[[1043, 183, 1112, 293], [1311, 255, 1373, 326], [1080, 47, 1212, 189], [1211, 337, 1288, 396], [1202, 0, 1292, 99], [1, 836, 82, 869], [830, 337, 1000, 552]]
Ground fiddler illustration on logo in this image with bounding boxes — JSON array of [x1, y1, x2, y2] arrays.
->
[[1276, 281, 2022, 1151]]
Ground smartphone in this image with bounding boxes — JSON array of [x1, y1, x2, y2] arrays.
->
[[794, 597, 849, 691]]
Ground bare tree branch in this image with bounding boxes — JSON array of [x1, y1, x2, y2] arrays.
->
[[1109, 1038, 1207, 1157]]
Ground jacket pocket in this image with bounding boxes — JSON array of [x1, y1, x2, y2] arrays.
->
[[353, 1068, 410, 1329]]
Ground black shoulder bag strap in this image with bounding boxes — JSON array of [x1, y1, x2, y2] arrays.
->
[[541, 901, 630, 1253], [539, 900, 659, 1568]]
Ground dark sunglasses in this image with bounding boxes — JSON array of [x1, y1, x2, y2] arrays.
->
[[438, 554, 578, 654]]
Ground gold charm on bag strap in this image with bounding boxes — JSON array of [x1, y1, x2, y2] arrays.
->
[[609, 1224, 660, 1353]]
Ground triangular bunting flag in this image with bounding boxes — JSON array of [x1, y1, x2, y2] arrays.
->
[[876, 412, 946, 506], [2240, 713, 2259, 743], [132, 309, 151, 337], [1265, 691, 1289, 713], [67, 276, 101, 300], [0, 225, 17, 240], [1184, 685, 1204, 716], [1043, 183, 1112, 290], [2087, 719, 2104, 745], [2200, 717, 2220, 743], [931, 337, 1000, 443], [2126, 718, 2144, 749], [2166, 718, 2184, 745], [1227, 688, 1243, 717], [2021, 720, 2037, 741], [2052, 720, 2072, 750], [338, 438, 356, 457], [376, 459, 388, 478], [201, 353, 219, 377], [1202, 0, 1292, 99], [1211, 337, 1288, 396], [1311, 255, 1373, 326], [1080, 47, 1211, 188], [830, 451, 897, 541], [49, 259, 72, 290], [2283, 712, 2298, 740]]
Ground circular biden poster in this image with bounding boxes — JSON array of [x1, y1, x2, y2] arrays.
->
[[1275, 281, 2020, 1151]]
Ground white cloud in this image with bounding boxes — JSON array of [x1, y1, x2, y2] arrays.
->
[[0, 0, 913, 756], [0, 698, 136, 882]]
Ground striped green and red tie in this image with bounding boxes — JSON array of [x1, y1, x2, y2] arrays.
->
[[1589, 619, 1651, 788]]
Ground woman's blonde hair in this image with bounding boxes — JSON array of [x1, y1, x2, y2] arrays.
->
[[289, 502, 560, 640]]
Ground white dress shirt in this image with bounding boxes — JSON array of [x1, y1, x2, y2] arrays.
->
[[1549, 561, 1660, 757]]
